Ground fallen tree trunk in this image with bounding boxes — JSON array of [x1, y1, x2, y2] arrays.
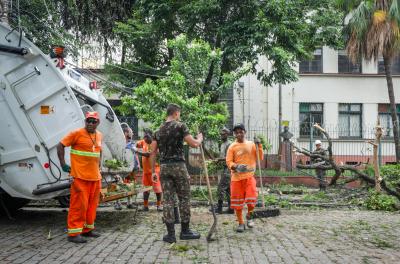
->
[[293, 123, 400, 200]]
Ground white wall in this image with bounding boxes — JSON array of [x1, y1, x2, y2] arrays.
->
[[233, 48, 400, 156]]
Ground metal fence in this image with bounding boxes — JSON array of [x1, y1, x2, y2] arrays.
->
[[246, 123, 396, 165], [182, 123, 397, 175]]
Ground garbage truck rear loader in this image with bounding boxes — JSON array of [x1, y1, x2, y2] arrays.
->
[[0, 22, 133, 214]]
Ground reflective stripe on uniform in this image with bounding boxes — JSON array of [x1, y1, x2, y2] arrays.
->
[[68, 227, 83, 234], [71, 149, 100, 157], [84, 223, 95, 229]]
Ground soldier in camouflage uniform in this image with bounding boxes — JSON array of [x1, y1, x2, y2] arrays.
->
[[150, 103, 203, 243], [311, 140, 327, 191], [216, 128, 234, 214]]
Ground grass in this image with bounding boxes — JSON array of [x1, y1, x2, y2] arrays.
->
[[301, 191, 329, 202], [371, 236, 394, 249], [170, 244, 190, 252], [191, 186, 217, 201]]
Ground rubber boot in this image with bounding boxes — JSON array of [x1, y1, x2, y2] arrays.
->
[[174, 207, 180, 224], [163, 223, 176, 243], [180, 222, 201, 240]]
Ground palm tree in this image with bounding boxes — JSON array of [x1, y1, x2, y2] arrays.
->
[[338, 0, 400, 162]]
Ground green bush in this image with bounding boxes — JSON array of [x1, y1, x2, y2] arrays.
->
[[191, 186, 217, 201], [206, 160, 225, 175], [255, 134, 272, 151], [263, 194, 278, 205], [278, 200, 290, 208], [380, 164, 400, 188], [365, 190, 398, 211]]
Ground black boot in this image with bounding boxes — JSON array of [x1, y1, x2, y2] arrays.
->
[[210, 202, 223, 214], [225, 199, 234, 214], [174, 207, 181, 224], [180, 222, 201, 240], [216, 200, 223, 214], [67, 234, 87, 243], [81, 230, 100, 238], [163, 223, 176, 243]]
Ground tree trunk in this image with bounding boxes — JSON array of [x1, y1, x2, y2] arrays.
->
[[368, 121, 383, 192], [121, 42, 126, 65], [103, 39, 110, 65], [383, 55, 400, 163]]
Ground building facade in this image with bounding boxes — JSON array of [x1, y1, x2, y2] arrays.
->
[[234, 47, 400, 165]]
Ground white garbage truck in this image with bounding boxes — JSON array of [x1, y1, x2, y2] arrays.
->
[[0, 22, 133, 214]]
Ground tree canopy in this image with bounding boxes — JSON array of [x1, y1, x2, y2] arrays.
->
[[112, 0, 344, 92], [3, 0, 344, 93], [117, 35, 242, 138], [337, 0, 400, 162], [5, 0, 135, 60]]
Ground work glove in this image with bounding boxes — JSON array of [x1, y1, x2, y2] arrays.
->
[[62, 164, 71, 173], [236, 164, 248, 172], [152, 173, 158, 183]]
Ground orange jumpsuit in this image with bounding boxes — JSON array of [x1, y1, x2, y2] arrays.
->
[[61, 128, 102, 236], [226, 140, 263, 210], [136, 140, 162, 193]]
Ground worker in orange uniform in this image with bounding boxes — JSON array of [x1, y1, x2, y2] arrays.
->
[[57, 111, 103, 243], [226, 123, 263, 233], [136, 130, 163, 211]]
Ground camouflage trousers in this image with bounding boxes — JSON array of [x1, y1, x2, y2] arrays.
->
[[217, 167, 231, 202], [316, 169, 326, 188], [160, 162, 191, 224]]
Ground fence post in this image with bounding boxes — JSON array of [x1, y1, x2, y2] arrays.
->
[[309, 119, 314, 152], [378, 141, 382, 166]]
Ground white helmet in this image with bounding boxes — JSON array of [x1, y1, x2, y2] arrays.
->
[[315, 140, 322, 145]]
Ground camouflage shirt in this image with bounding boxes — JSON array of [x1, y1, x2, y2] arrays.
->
[[219, 140, 231, 159], [155, 120, 190, 163], [311, 148, 327, 163]]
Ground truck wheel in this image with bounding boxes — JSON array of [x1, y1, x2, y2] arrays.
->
[[0, 191, 30, 216], [56, 195, 70, 208]]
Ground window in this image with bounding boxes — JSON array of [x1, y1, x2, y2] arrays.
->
[[338, 50, 362, 73], [338, 104, 362, 138], [299, 103, 323, 137], [378, 104, 400, 137], [378, 56, 400, 74], [299, 48, 323, 73]]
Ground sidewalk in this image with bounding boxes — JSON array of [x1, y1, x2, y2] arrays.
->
[[0, 207, 399, 263]]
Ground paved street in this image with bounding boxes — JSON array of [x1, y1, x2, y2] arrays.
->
[[0, 206, 399, 264]]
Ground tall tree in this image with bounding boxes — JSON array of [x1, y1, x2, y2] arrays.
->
[[5, 0, 135, 60], [112, 0, 343, 97], [118, 34, 243, 139], [338, 0, 400, 162]]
